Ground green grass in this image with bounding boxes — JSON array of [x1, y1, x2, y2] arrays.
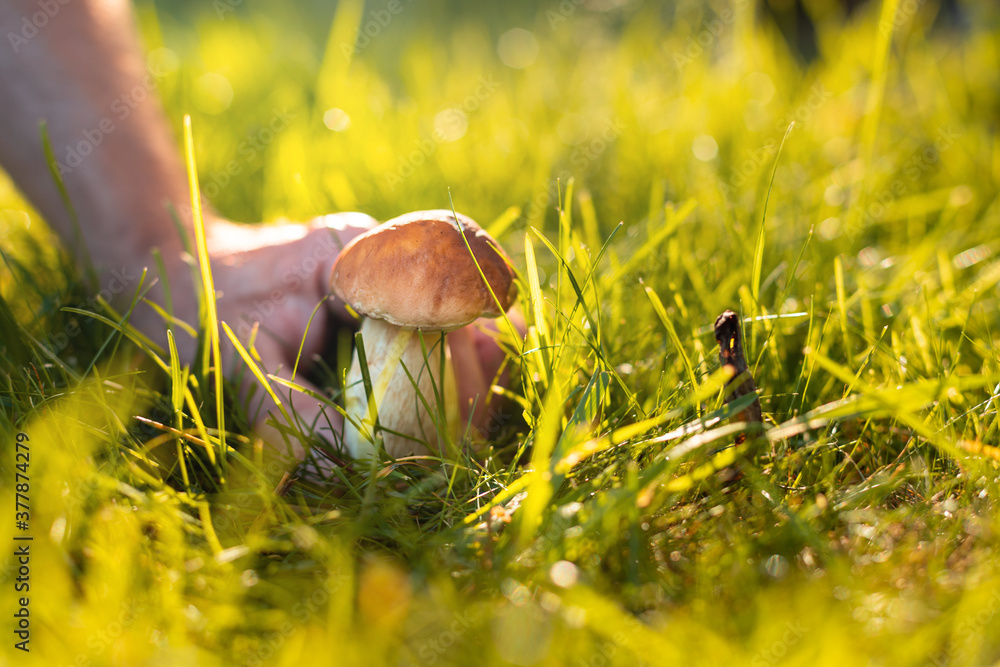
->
[[3, 0, 1000, 664]]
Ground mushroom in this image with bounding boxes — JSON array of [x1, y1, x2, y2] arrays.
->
[[329, 210, 517, 460]]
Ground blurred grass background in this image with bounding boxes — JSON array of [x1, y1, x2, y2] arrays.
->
[[3, 0, 1000, 664]]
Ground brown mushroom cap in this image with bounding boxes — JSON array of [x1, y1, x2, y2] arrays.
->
[[330, 210, 518, 331]]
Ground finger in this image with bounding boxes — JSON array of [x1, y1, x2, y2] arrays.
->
[[448, 307, 526, 438], [213, 218, 376, 358], [209, 214, 375, 300], [447, 325, 490, 433], [230, 336, 346, 483], [471, 307, 526, 379], [206, 213, 375, 255]]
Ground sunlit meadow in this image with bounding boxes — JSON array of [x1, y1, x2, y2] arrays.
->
[[3, 0, 1000, 664]]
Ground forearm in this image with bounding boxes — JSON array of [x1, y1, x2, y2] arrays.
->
[[0, 0, 192, 278]]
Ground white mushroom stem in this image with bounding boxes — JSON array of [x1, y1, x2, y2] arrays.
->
[[342, 317, 458, 460]]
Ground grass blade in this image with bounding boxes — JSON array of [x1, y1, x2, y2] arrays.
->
[[750, 121, 794, 352], [643, 282, 698, 394], [183, 115, 227, 478]]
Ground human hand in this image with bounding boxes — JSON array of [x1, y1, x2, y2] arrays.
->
[[138, 213, 521, 483], [447, 308, 526, 443], [0, 0, 524, 485], [132, 213, 375, 481]]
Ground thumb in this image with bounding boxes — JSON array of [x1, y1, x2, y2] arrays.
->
[[307, 212, 378, 325]]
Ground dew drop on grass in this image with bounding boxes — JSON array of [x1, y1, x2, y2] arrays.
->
[[550, 561, 578, 588], [563, 606, 587, 629], [558, 502, 583, 518], [193, 73, 233, 115], [692, 134, 719, 161], [50, 516, 67, 542], [824, 184, 846, 206], [949, 185, 973, 207], [858, 246, 882, 268], [434, 108, 468, 142], [953, 244, 992, 269], [498, 28, 539, 69], [147, 47, 180, 75], [765, 554, 788, 578], [323, 108, 351, 132], [501, 578, 532, 605], [540, 591, 561, 613], [818, 216, 841, 240]]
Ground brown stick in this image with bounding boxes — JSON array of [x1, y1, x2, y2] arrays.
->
[[714, 310, 763, 447]]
